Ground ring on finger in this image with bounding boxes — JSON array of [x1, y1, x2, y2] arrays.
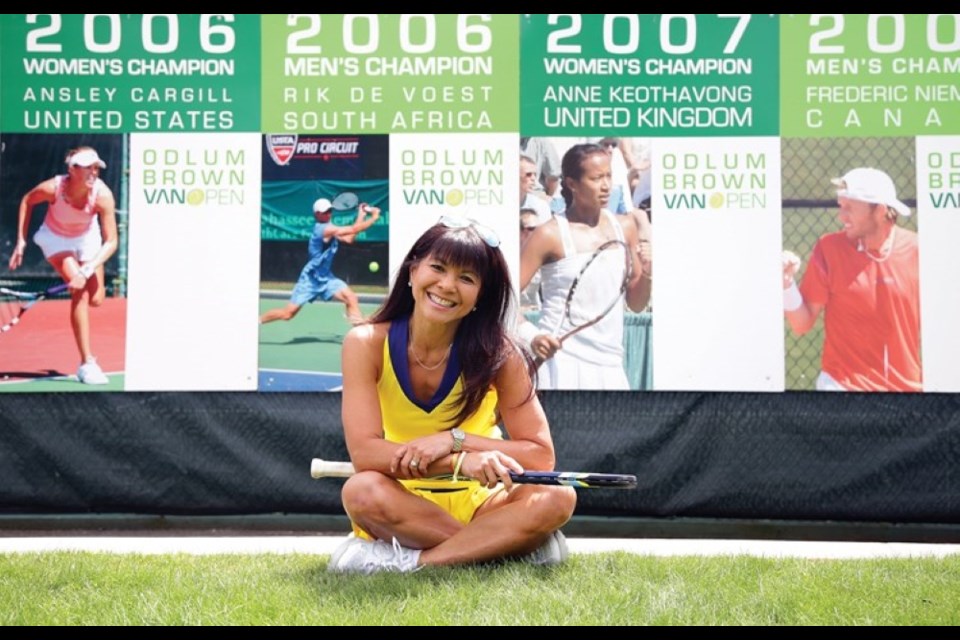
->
[[410, 459, 419, 468]]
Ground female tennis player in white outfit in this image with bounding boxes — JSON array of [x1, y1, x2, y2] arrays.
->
[[518, 143, 650, 390]]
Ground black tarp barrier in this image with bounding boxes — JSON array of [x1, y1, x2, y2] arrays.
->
[[0, 391, 957, 525]]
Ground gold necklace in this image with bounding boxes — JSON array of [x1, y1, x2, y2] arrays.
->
[[409, 343, 452, 371]]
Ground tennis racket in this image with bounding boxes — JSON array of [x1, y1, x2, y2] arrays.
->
[[536, 239, 632, 365], [310, 458, 637, 489], [331, 192, 360, 211], [0, 282, 69, 335]]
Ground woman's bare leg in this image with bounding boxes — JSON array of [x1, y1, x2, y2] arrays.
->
[[341, 471, 576, 567]]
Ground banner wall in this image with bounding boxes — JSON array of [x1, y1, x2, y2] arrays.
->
[[1, 14, 957, 394]]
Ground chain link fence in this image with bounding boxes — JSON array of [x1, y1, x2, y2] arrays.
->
[[781, 137, 918, 389]]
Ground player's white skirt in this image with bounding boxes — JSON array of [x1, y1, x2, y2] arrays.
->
[[33, 220, 102, 262], [538, 349, 630, 390]]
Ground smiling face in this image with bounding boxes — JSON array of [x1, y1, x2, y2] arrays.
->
[[409, 252, 481, 324], [566, 151, 611, 212], [837, 196, 886, 242]]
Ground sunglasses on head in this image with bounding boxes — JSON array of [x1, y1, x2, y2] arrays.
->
[[438, 215, 501, 248]]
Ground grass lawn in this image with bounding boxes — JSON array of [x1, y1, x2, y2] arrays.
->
[[3, 551, 959, 625]]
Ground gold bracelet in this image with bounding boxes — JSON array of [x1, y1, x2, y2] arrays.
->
[[452, 451, 467, 482]]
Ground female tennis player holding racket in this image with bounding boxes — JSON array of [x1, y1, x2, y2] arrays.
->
[[327, 219, 576, 575], [518, 143, 651, 390], [7, 147, 118, 385]]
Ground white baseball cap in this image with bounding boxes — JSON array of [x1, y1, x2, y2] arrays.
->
[[313, 198, 333, 213], [832, 168, 910, 217], [68, 149, 106, 169]]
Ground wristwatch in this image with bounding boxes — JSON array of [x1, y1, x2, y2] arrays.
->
[[451, 428, 466, 453]]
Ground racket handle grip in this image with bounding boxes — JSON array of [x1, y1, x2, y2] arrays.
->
[[310, 459, 356, 478]]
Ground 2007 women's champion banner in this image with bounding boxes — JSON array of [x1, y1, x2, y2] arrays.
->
[[0, 14, 957, 393]]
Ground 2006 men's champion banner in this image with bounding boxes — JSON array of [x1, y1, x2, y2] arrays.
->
[[0, 14, 957, 393]]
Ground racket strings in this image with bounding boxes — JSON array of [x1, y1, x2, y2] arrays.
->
[[332, 192, 359, 210], [0, 284, 67, 333], [565, 243, 630, 327], [0, 293, 25, 332]]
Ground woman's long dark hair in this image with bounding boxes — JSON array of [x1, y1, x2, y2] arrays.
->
[[369, 223, 535, 425], [560, 143, 607, 207]]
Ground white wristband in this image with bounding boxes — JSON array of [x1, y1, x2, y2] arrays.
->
[[783, 281, 803, 312], [79, 264, 95, 279]]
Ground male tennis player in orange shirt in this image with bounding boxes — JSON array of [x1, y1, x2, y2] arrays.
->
[[783, 168, 921, 392]]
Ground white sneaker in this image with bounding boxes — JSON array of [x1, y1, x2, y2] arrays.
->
[[520, 530, 568, 566], [328, 536, 421, 575], [327, 534, 366, 572], [77, 358, 109, 385]]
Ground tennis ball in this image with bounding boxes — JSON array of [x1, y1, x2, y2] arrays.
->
[[446, 189, 464, 206], [709, 192, 725, 209], [369, 261, 380, 273], [186, 189, 205, 206]]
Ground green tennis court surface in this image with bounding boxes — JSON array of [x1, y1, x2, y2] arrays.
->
[[258, 298, 380, 392], [0, 374, 125, 392]]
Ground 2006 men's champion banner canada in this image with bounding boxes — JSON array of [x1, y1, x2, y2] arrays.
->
[[0, 14, 957, 393]]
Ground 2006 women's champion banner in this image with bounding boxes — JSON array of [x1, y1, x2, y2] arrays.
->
[[0, 14, 957, 393]]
